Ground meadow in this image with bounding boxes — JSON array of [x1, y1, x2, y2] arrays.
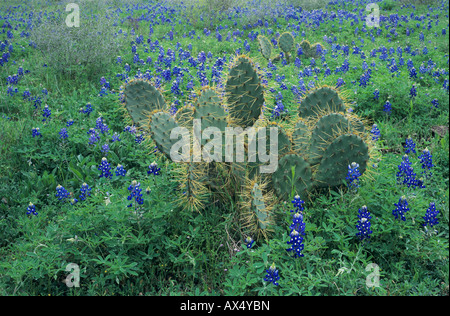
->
[[0, 0, 448, 296]]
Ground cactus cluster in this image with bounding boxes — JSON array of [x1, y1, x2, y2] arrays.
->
[[120, 55, 372, 240], [257, 32, 324, 63]]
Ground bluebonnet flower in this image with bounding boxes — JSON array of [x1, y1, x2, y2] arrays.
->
[[59, 128, 68, 140], [244, 236, 255, 249], [396, 155, 417, 188], [79, 183, 91, 201], [346, 162, 361, 192], [370, 124, 380, 141], [95, 117, 109, 134], [98, 157, 112, 179], [373, 89, 379, 100], [271, 99, 288, 118], [431, 98, 439, 109], [264, 263, 280, 286], [88, 128, 100, 146], [409, 67, 417, 79], [70, 198, 78, 205], [392, 196, 409, 221], [336, 77, 345, 88], [79, 103, 93, 116], [423, 202, 439, 229], [127, 180, 144, 209], [42, 104, 51, 122], [409, 85, 417, 98], [32, 127, 42, 138], [148, 162, 161, 176], [56, 184, 70, 201], [287, 211, 306, 258], [66, 119, 74, 127], [135, 133, 144, 144], [101, 143, 110, 155], [26, 202, 38, 216], [115, 164, 127, 176], [291, 195, 305, 213], [111, 132, 121, 142], [418, 147, 433, 178], [23, 89, 31, 101], [404, 137, 416, 154], [356, 205, 372, 241], [383, 100, 392, 115]]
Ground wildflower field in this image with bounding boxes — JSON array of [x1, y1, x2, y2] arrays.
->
[[0, 0, 449, 297]]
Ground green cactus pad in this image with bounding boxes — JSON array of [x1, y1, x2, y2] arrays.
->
[[309, 113, 350, 165], [299, 40, 324, 59], [122, 79, 166, 126], [149, 111, 181, 159], [271, 154, 313, 201], [225, 56, 265, 128], [314, 134, 369, 188], [278, 32, 295, 53], [292, 120, 310, 155], [298, 87, 346, 119], [257, 35, 273, 60], [175, 105, 194, 129]]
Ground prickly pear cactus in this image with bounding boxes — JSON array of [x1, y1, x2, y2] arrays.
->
[[278, 32, 295, 53], [298, 86, 346, 119], [271, 154, 313, 201], [257, 35, 273, 61], [148, 111, 180, 159], [314, 134, 370, 188], [309, 113, 350, 165], [240, 179, 274, 240], [225, 56, 264, 128], [121, 79, 167, 125], [299, 40, 324, 59]]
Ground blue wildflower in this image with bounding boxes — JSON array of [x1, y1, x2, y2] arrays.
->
[[115, 164, 127, 176], [59, 128, 68, 140], [383, 100, 392, 115], [370, 124, 380, 141], [287, 211, 306, 258], [26, 202, 38, 216], [356, 205, 372, 241], [418, 147, 433, 178], [392, 196, 409, 221], [127, 180, 144, 209], [409, 84, 417, 98], [404, 137, 416, 154], [42, 104, 51, 122], [148, 162, 161, 176], [98, 157, 112, 179], [56, 184, 70, 202], [423, 202, 439, 229], [264, 263, 280, 286], [373, 89, 379, 100], [396, 154, 417, 188], [244, 236, 255, 249], [431, 98, 439, 109], [79, 183, 91, 201], [32, 127, 42, 138], [346, 162, 361, 192]]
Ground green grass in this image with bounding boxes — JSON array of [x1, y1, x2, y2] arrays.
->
[[0, 0, 448, 296]]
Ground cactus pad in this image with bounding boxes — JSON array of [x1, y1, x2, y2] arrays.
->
[[298, 86, 346, 119], [121, 79, 166, 126], [314, 134, 369, 188], [271, 154, 313, 201], [225, 56, 265, 128]]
